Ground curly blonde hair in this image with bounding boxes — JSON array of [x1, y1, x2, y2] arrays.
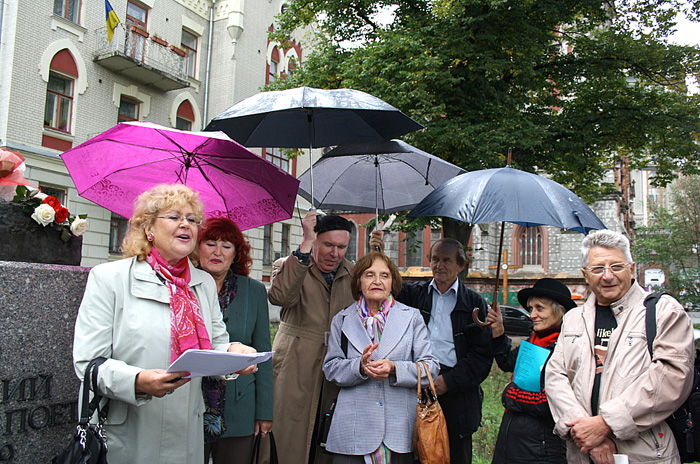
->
[[121, 184, 204, 261]]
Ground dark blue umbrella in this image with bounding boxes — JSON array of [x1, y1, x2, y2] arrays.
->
[[408, 165, 606, 233], [408, 161, 606, 323]]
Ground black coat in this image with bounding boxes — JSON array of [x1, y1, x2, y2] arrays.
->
[[397, 280, 493, 435], [490, 334, 566, 464]]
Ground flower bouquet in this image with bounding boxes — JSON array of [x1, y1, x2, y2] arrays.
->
[[1, 147, 87, 265], [11, 186, 88, 242]]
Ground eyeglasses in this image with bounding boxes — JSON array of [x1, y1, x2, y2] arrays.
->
[[584, 262, 630, 275], [156, 214, 203, 226]]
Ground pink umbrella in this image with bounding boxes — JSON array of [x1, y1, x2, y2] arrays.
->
[[61, 121, 300, 230]]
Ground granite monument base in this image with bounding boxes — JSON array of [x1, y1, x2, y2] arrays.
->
[[0, 261, 89, 463]]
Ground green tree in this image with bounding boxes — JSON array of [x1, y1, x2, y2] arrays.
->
[[272, 0, 700, 199], [635, 176, 700, 308]]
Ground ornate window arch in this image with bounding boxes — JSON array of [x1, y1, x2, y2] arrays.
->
[[511, 225, 548, 272]]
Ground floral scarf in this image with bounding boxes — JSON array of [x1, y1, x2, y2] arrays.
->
[[145, 248, 212, 363], [202, 269, 238, 443], [357, 294, 395, 464], [357, 294, 394, 344]]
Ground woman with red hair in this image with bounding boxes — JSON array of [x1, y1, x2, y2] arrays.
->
[[198, 217, 273, 463]]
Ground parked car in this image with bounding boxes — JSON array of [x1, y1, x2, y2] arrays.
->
[[502, 305, 533, 336]]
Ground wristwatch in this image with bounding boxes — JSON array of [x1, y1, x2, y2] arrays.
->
[[292, 247, 311, 265]]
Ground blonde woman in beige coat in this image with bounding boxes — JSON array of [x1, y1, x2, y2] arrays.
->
[[545, 229, 694, 464]]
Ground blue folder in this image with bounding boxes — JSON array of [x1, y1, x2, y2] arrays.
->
[[513, 340, 551, 392]]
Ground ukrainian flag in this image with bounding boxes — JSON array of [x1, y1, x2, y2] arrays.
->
[[105, 0, 120, 42]]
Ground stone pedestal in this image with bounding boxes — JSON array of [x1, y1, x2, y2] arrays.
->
[[0, 261, 89, 462], [0, 201, 82, 266]]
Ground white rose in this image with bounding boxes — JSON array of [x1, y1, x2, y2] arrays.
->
[[70, 217, 89, 236], [31, 203, 55, 226]]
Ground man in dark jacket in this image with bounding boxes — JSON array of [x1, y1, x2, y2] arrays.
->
[[374, 235, 493, 464]]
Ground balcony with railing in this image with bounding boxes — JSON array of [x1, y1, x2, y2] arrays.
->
[[94, 26, 189, 91]]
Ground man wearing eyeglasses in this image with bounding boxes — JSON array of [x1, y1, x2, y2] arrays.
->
[[545, 229, 694, 464]]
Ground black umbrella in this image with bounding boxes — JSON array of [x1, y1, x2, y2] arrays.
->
[[297, 139, 465, 224], [408, 156, 606, 323], [205, 87, 423, 200]]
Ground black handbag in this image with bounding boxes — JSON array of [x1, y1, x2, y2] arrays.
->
[[53, 357, 110, 464], [249, 430, 279, 464]]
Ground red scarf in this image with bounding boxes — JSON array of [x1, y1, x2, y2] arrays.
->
[[528, 325, 561, 348], [146, 249, 213, 363]]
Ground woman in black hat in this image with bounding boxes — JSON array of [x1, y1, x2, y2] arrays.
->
[[485, 278, 577, 464]]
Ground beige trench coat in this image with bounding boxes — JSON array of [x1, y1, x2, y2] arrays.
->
[[268, 254, 355, 464], [545, 282, 694, 463]]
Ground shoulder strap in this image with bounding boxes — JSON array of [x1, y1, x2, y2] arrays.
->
[[80, 357, 108, 425], [644, 292, 666, 357], [341, 331, 348, 357]]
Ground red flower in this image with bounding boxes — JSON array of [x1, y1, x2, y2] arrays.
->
[[54, 207, 69, 223], [43, 196, 62, 212]]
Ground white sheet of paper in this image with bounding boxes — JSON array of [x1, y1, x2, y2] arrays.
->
[[166, 349, 274, 378]]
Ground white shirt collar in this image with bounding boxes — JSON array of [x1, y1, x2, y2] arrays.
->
[[429, 277, 459, 296]]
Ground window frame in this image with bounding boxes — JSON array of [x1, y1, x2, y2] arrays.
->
[[264, 147, 289, 172], [44, 71, 75, 133], [109, 213, 129, 254], [118, 96, 140, 123], [53, 0, 81, 24], [263, 224, 273, 266], [181, 30, 198, 79]]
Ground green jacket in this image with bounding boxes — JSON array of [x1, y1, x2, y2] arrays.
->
[[222, 275, 273, 437]]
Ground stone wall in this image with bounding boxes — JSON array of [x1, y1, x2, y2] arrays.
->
[[0, 261, 89, 463]]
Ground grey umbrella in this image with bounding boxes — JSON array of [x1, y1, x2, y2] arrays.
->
[[205, 87, 424, 200], [297, 139, 465, 225]]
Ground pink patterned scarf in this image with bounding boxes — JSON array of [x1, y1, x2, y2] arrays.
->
[[146, 249, 213, 363]]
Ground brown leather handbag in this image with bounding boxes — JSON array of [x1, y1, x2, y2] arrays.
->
[[414, 361, 450, 464]]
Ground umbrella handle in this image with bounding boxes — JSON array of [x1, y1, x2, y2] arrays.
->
[[472, 307, 491, 327]]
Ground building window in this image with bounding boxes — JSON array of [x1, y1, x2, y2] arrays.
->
[[346, 222, 357, 263], [181, 30, 197, 78], [264, 147, 289, 172], [126, 1, 148, 61], [40, 186, 66, 204], [281, 224, 291, 257], [109, 213, 129, 254], [53, 0, 80, 24], [269, 59, 278, 83], [175, 100, 194, 131], [263, 224, 273, 265], [44, 72, 74, 133], [118, 96, 139, 123], [126, 1, 147, 29], [521, 227, 542, 265], [405, 232, 424, 267]]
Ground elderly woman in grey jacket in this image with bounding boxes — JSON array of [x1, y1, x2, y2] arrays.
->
[[323, 251, 439, 464]]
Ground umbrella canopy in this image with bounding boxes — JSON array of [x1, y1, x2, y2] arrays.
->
[[408, 165, 606, 233], [205, 87, 424, 148], [60, 121, 300, 230], [408, 164, 606, 320], [297, 139, 465, 218]]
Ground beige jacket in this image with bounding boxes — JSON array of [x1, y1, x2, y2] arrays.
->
[[545, 281, 694, 464], [268, 254, 355, 464]]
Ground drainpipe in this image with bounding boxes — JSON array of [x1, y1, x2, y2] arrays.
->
[[203, 0, 215, 124]]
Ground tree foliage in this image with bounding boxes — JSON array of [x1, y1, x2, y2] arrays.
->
[[272, 0, 700, 201], [635, 176, 700, 308]]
